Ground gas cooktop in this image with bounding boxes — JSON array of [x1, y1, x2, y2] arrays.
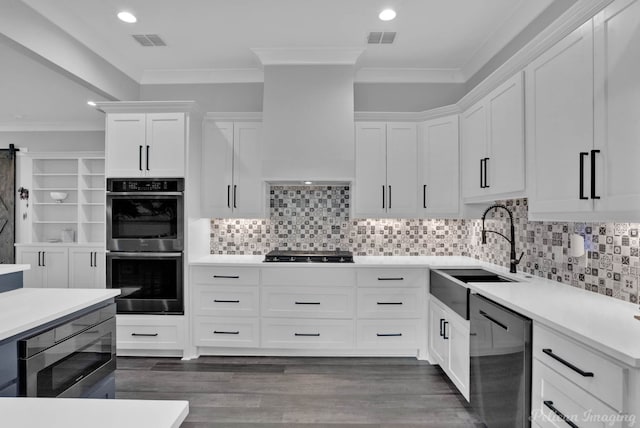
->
[[263, 250, 354, 263]]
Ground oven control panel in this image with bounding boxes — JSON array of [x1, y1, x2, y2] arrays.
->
[[107, 178, 184, 192]]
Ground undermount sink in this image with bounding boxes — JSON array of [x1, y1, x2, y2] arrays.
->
[[437, 268, 518, 284]]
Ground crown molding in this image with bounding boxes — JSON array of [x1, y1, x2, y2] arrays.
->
[[94, 100, 200, 114], [355, 68, 465, 83], [251, 47, 364, 65], [355, 104, 460, 122], [0, 121, 104, 132], [140, 68, 264, 85], [457, 0, 615, 110], [204, 112, 263, 122]]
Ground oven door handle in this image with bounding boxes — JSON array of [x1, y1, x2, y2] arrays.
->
[[107, 252, 183, 258], [106, 191, 183, 196]]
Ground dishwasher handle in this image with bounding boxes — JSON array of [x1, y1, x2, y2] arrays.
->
[[479, 310, 509, 331]]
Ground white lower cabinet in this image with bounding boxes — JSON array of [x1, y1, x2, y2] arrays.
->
[[68, 247, 105, 289], [356, 319, 420, 349], [116, 315, 185, 356], [428, 296, 470, 401], [194, 317, 259, 348], [262, 318, 354, 349]]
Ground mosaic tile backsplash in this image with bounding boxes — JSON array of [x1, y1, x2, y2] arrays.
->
[[210, 186, 640, 304]]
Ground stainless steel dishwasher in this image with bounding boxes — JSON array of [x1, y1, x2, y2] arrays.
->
[[469, 293, 532, 428]]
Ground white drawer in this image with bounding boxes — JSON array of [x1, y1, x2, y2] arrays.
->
[[261, 318, 354, 349], [533, 324, 625, 412], [356, 268, 426, 287], [356, 319, 420, 349], [194, 317, 260, 348], [194, 285, 259, 317], [116, 315, 184, 351], [261, 267, 355, 287], [191, 266, 259, 286], [357, 287, 423, 318], [532, 359, 623, 428], [261, 286, 355, 319]]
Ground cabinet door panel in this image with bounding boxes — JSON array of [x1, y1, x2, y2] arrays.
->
[[526, 21, 594, 215], [420, 115, 459, 215], [428, 299, 446, 366], [16, 249, 43, 288], [447, 314, 470, 401], [233, 122, 264, 217], [355, 123, 387, 217], [386, 123, 418, 217], [461, 102, 487, 199], [594, 0, 640, 215], [202, 121, 234, 217], [106, 114, 146, 177], [41, 247, 68, 288], [146, 113, 185, 177], [68, 248, 94, 288]]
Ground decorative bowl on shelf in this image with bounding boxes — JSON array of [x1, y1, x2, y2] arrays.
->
[[49, 192, 68, 203]]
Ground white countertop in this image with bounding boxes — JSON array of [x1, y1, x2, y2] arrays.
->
[[0, 288, 120, 342], [0, 398, 188, 428], [0, 264, 30, 276]]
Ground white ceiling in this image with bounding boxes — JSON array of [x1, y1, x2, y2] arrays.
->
[[20, 0, 553, 84]]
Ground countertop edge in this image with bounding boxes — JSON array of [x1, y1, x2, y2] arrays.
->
[[0, 264, 31, 275]]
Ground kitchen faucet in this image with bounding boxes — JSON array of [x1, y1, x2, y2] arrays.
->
[[481, 204, 524, 273]]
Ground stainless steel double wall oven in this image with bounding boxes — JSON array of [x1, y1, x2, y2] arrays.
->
[[106, 178, 184, 314]]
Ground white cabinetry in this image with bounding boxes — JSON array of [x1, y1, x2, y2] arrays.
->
[[201, 120, 264, 218], [461, 73, 525, 202], [419, 115, 459, 216], [106, 112, 185, 178], [68, 246, 105, 289], [16, 246, 68, 288], [428, 296, 470, 400], [527, 0, 640, 221], [116, 315, 185, 356], [354, 122, 418, 218]]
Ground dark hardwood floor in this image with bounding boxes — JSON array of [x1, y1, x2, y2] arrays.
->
[[115, 356, 483, 428]]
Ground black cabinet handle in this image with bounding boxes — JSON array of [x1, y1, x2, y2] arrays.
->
[[479, 158, 484, 188], [377, 302, 403, 305], [139, 145, 143, 171], [483, 157, 490, 188], [227, 185, 231, 208], [42, 251, 45, 267], [94, 252, 98, 268], [214, 331, 240, 335], [294, 333, 320, 337], [213, 275, 240, 279], [439, 318, 445, 337], [480, 310, 508, 331], [146, 145, 150, 171], [590, 149, 600, 200], [89, 252, 93, 267], [377, 277, 404, 281], [233, 185, 237, 209], [295, 301, 321, 305], [542, 348, 594, 377], [37, 251, 41, 267], [377, 333, 402, 337], [543, 401, 579, 428], [214, 299, 240, 303], [131, 333, 158, 337], [382, 185, 385, 209], [423, 184, 427, 209], [442, 321, 449, 339], [388, 185, 391, 209], [579, 152, 589, 200]]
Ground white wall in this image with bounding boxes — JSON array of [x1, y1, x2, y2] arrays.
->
[[0, 131, 105, 152]]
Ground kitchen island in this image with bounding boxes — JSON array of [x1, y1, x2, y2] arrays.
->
[[0, 264, 29, 293]]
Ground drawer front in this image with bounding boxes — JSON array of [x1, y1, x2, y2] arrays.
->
[[191, 266, 259, 286], [194, 285, 259, 317], [194, 317, 260, 348], [356, 320, 420, 349], [357, 287, 423, 318], [117, 317, 184, 350], [261, 319, 354, 349], [533, 324, 625, 412], [532, 359, 623, 428], [261, 267, 356, 287], [357, 268, 426, 287], [262, 286, 355, 319]]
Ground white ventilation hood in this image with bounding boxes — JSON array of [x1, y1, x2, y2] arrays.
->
[[254, 48, 363, 182]]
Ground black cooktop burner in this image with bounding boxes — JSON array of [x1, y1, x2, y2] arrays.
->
[[264, 250, 354, 263]]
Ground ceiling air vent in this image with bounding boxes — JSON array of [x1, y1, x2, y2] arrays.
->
[[132, 34, 166, 47], [367, 32, 396, 44]]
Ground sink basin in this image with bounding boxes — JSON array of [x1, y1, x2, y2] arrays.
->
[[437, 268, 517, 284]]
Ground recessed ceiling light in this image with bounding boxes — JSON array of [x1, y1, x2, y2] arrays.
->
[[379, 9, 396, 21], [117, 11, 137, 23], [87, 101, 97, 107], [303, 181, 313, 185]]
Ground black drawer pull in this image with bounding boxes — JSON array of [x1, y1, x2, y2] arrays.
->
[[376, 333, 402, 337], [480, 310, 508, 331], [131, 333, 158, 337], [213, 275, 240, 279], [579, 152, 589, 200], [543, 401, 579, 428], [377, 302, 403, 305], [443, 321, 449, 340], [439, 318, 445, 337], [214, 331, 240, 335], [295, 301, 321, 305], [542, 348, 594, 377], [294, 333, 320, 337], [590, 149, 600, 200], [214, 299, 240, 303], [377, 277, 404, 281]]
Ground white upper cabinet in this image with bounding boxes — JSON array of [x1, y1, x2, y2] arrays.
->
[[593, 0, 640, 217], [106, 112, 185, 178], [201, 120, 265, 218], [461, 72, 525, 202], [419, 115, 459, 216], [354, 122, 418, 218]]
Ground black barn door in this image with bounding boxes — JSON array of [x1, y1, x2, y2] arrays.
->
[[0, 150, 16, 263]]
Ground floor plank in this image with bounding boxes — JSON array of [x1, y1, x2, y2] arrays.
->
[[115, 356, 483, 427]]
